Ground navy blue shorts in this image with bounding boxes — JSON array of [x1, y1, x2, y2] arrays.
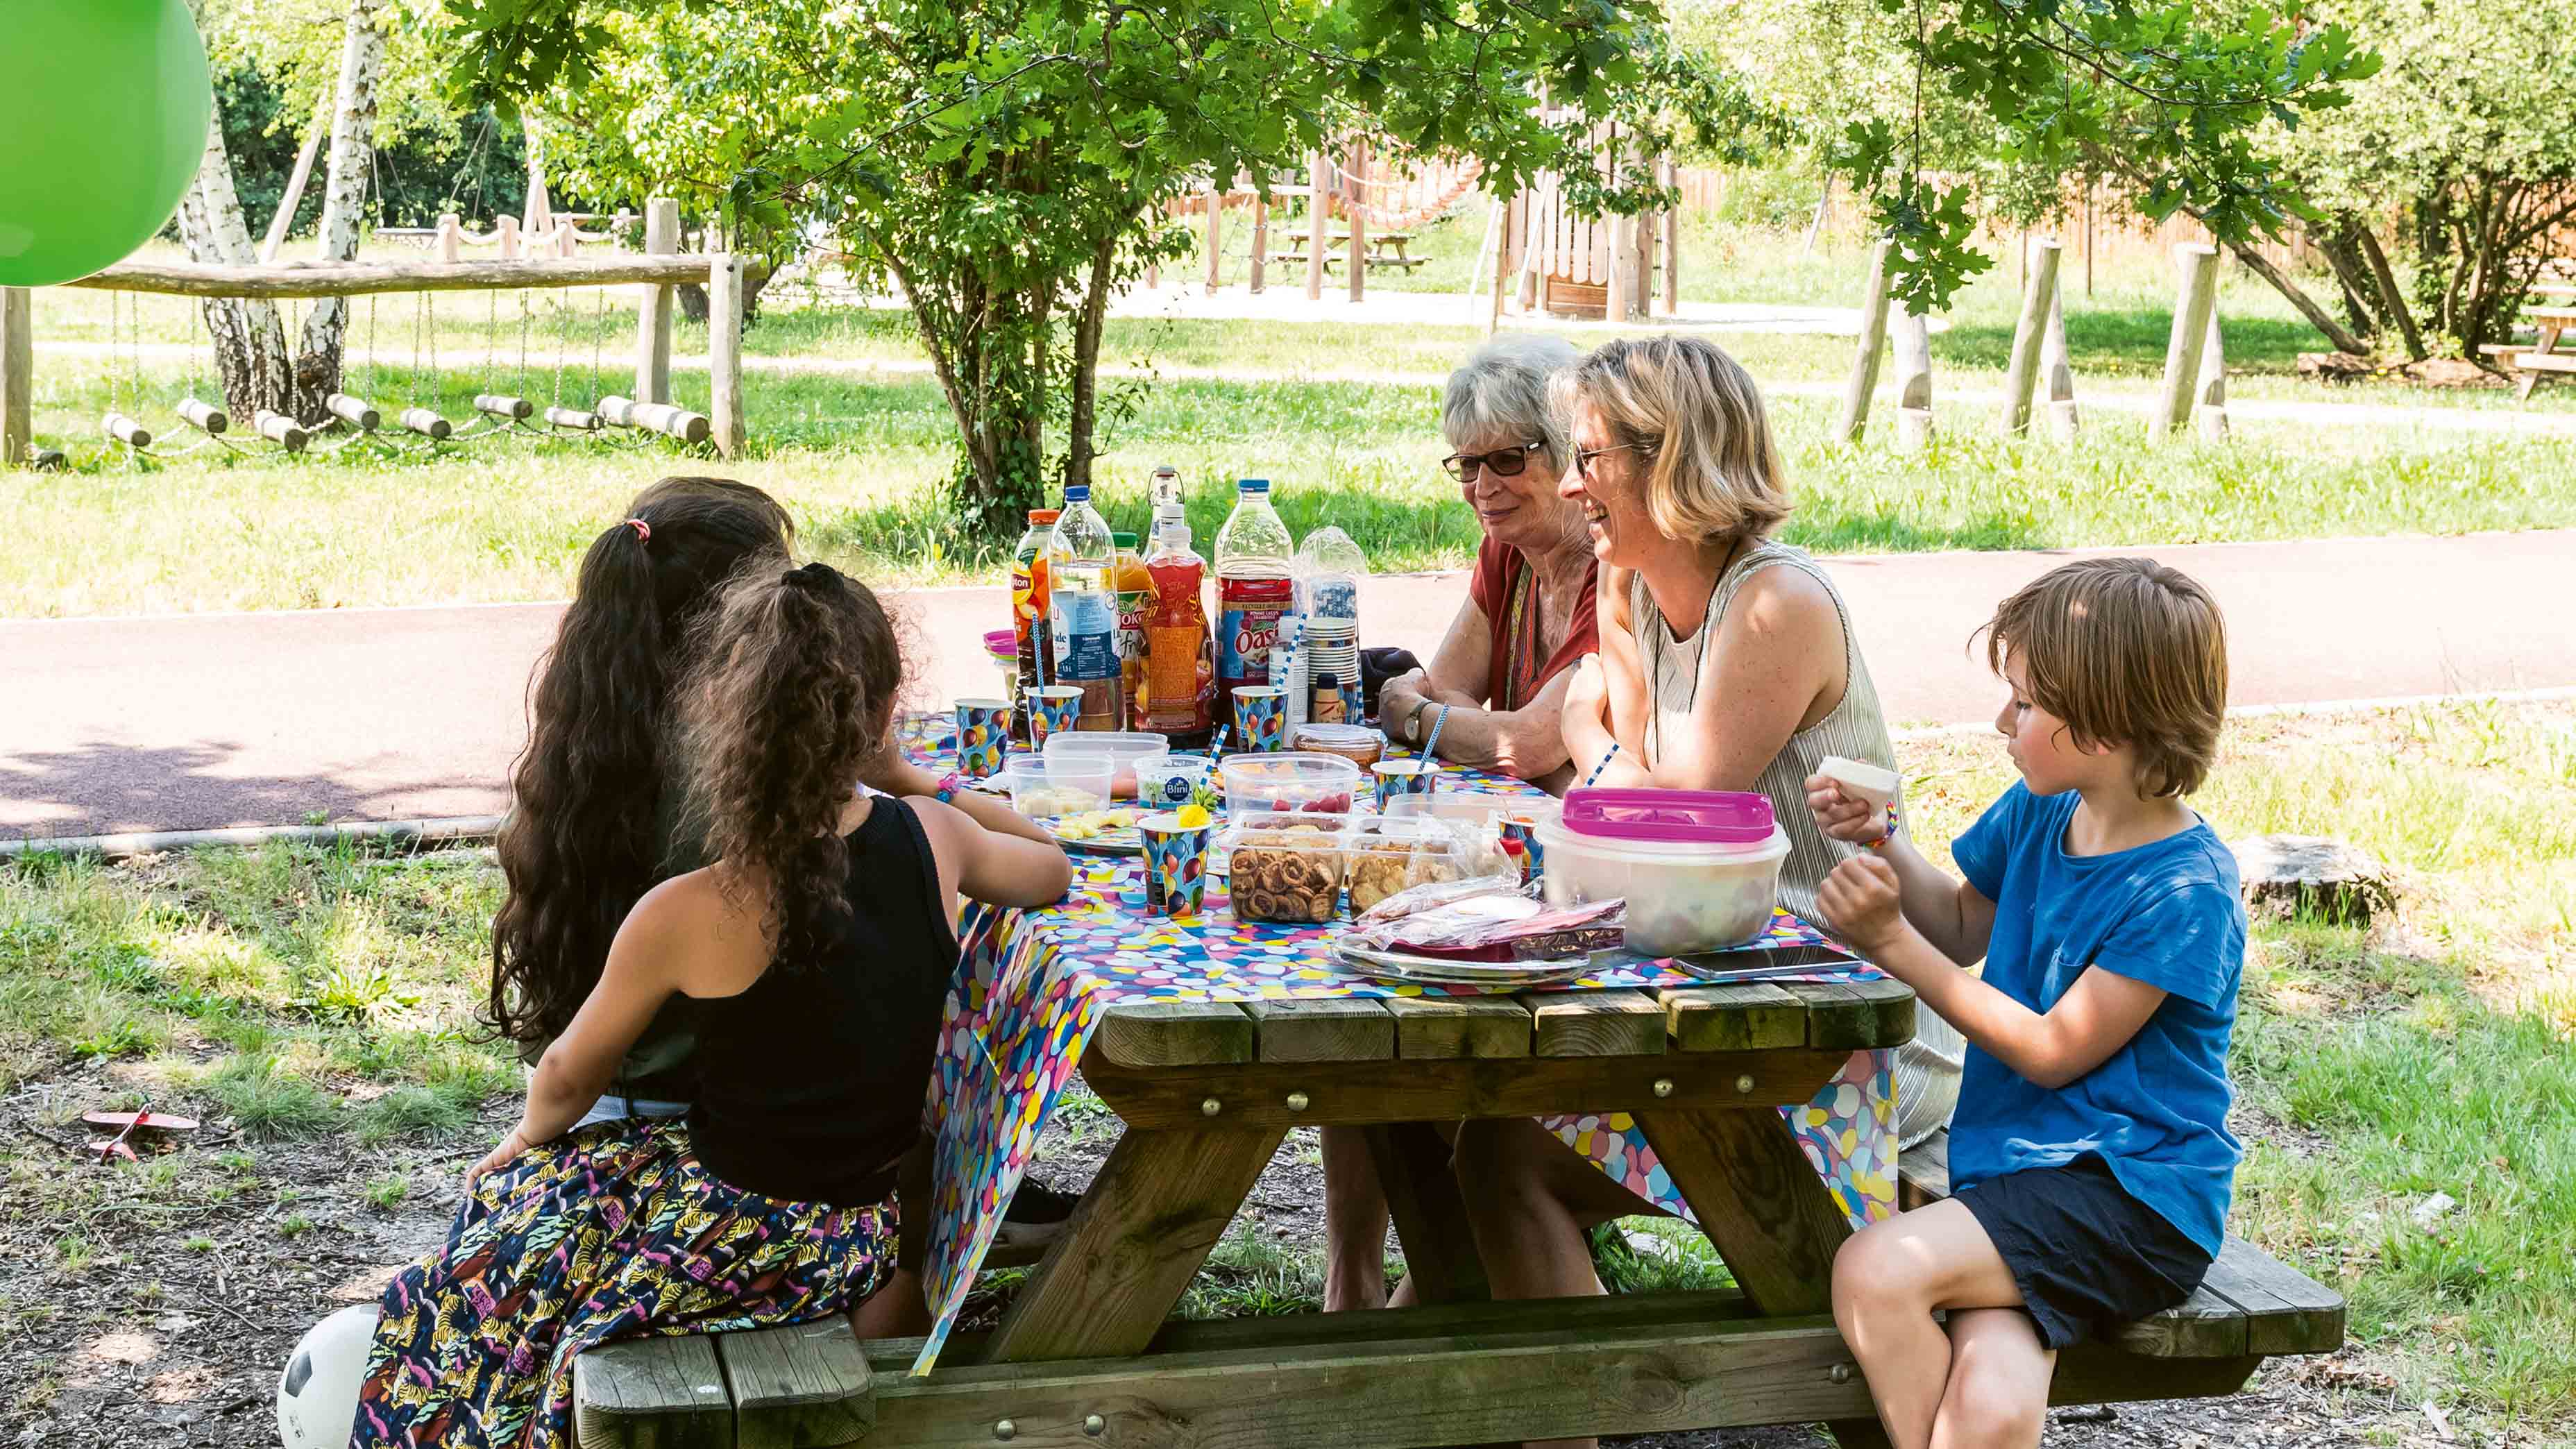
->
[[1954, 1155, 2213, 1350]]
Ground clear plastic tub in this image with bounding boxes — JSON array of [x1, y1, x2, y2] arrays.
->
[[1000, 754, 1116, 817], [1290, 722, 1386, 770], [1534, 789, 1789, 956], [1345, 816, 1477, 914], [1218, 811, 1352, 923], [1219, 752, 1360, 816], [1043, 730, 1171, 799]]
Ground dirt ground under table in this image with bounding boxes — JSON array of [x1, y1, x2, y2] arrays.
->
[[0, 1068, 2473, 1449]]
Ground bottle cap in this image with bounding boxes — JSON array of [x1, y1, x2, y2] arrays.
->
[[1065, 484, 1090, 502], [1314, 672, 1339, 688], [1112, 532, 1137, 549], [1028, 509, 1060, 525], [1238, 477, 1269, 493]]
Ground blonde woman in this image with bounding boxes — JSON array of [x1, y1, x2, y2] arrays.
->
[[1452, 340, 1963, 1430]]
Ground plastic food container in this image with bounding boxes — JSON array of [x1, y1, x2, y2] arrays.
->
[[1534, 788, 1789, 956], [1385, 793, 1561, 831], [1345, 816, 1473, 913], [1219, 752, 1360, 816], [1219, 812, 1352, 923], [983, 629, 1019, 699], [1291, 722, 1387, 770], [1043, 730, 1171, 799], [1131, 752, 1215, 810], [1000, 754, 1116, 817]]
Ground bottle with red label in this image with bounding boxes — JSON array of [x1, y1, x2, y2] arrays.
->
[[1212, 477, 1294, 704], [1142, 495, 1214, 741]]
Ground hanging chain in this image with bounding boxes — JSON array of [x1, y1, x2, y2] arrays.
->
[[518, 290, 532, 402], [591, 285, 607, 404], [551, 290, 568, 405]]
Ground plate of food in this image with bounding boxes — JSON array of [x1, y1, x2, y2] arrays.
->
[[1037, 806, 1147, 854], [1333, 942, 1592, 988]]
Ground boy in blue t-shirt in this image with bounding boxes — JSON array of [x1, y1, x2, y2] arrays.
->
[[1804, 557, 2246, 1449]]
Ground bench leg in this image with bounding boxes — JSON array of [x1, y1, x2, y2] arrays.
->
[[1364, 1121, 1491, 1305], [1638, 1106, 1895, 1449], [985, 1124, 1287, 1362]]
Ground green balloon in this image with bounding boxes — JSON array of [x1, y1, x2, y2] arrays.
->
[[0, 0, 214, 288]]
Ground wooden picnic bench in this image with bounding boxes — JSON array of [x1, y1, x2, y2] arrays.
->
[[2482, 303, 2576, 397], [573, 980, 2344, 1448], [1273, 227, 1426, 273]]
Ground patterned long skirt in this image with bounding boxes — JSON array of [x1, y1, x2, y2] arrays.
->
[[351, 1118, 897, 1449]]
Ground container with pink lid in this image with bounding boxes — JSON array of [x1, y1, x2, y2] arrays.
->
[[1533, 788, 1790, 956]]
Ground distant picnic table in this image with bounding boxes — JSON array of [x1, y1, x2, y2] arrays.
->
[[1271, 226, 1427, 273], [2486, 294, 2576, 397]]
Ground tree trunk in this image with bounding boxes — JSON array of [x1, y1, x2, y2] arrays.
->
[[2214, 231, 2371, 357], [2316, 223, 2383, 339], [294, 0, 386, 420], [2354, 226, 2426, 361], [175, 111, 293, 418], [1062, 231, 1122, 495]]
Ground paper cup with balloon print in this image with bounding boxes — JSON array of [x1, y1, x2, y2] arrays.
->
[[1138, 811, 1214, 916], [1024, 685, 1084, 747], [1230, 686, 1288, 753], [1370, 759, 1440, 812], [953, 698, 1012, 779]]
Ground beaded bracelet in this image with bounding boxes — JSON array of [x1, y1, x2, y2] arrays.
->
[[1582, 740, 1622, 788], [1421, 703, 1452, 761], [1865, 800, 1900, 851], [930, 770, 964, 804]]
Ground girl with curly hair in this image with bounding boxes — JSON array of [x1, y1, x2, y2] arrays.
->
[[356, 562, 1071, 1448]]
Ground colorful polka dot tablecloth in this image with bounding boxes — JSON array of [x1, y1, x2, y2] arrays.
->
[[897, 720, 1900, 1375]]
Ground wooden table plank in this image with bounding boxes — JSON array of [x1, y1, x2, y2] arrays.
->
[[1081, 1049, 1851, 1133], [1529, 988, 1666, 1057], [1096, 1000, 1256, 1067], [1247, 997, 1397, 1063], [1383, 994, 1532, 1059], [574, 1333, 734, 1449], [714, 1318, 873, 1448], [1661, 982, 1808, 1054], [1790, 980, 1915, 1051], [985, 1124, 1287, 1363], [2184, 1236, 2348, 1357]]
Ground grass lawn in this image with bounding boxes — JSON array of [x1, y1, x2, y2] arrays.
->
[[1, 699, 2568, 1441], [7, 226, 2573, 617]]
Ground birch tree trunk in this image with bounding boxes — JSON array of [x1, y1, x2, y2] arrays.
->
[[175, 112, 294, 418], [294, 0, 386, 419]]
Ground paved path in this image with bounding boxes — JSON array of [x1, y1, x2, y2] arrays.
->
[[6, 530, 2572, 839]]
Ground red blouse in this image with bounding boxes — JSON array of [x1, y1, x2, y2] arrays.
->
[[1465, 534, 1599, 711]]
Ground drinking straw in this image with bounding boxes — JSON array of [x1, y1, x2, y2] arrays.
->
[[1210, 725, 1230, 760]]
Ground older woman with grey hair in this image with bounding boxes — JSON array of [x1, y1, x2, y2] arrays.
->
[[1374, 333, 1600, 793], [1323, 335, 1599, 1315]]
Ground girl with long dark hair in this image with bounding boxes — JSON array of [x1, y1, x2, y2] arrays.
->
[[355, 561, 1072, 1446]]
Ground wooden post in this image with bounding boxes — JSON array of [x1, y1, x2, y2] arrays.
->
[[1634, 202, 1654, 324], [1249, 193, 1269, 294], [1661, 156, 1681, 316], [1999, 239, 2061, 436], [496, 214, 520, 260], [1345, 144, 1367, 304], [709, 253, 746, 459], [636, 197, 679, 406], [1893, 307, 1935, 451], [2194, 310, 2228, 442], [1203, 176, 1225, 295], [1836, 239, 1895, 443], [1516, 180, 1543, 312], [2042, 281, 2079, 441], [2150, 244, 2220, 437], [1488, 194, 1511, 336], [1307, 153, 1328, 302], [435, 214, 462, 264], [1, 287, 29, 468]]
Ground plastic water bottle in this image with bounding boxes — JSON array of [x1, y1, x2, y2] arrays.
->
[[1047, 484, 1123, 731], [1143, 495, 1214, 741], [1213, 477, 1294, 702]]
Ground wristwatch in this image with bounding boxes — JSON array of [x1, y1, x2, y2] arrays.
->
[[1402, 695, 1434, 745]]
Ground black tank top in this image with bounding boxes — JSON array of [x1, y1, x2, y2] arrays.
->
[[685, 797, 956, 1206]]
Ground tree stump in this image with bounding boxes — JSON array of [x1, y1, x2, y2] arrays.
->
[[2230, 836, 2397, 926]]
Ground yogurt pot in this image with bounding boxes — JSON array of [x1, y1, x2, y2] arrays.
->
[[1534, 787, 1790, 956], [1817, 754, 1901, 843], [1132, 752, 1216, 811]]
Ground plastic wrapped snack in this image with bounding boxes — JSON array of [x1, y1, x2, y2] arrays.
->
[[1220, 812, 1350, 924], [1352, 873, 1526, 928], [1350, 890, 1627, 962]]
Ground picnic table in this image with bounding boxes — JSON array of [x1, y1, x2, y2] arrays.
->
[[572, 731, 2346, 1448], [1273, 227, 1427, 272], [2484, 302, 2576, 397]]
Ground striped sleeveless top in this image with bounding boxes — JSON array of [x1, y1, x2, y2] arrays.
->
[[1632, 539, 1963, 1147]]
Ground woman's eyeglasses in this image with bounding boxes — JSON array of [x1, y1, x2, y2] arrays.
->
[[1441, 441, 1546, 481], [1572, 441, 1649, 480]]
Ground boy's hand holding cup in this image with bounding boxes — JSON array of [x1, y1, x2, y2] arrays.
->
[[1807, 755, 1902, 849]]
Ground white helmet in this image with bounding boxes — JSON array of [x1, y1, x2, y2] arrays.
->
[[276, 1304, 380, 1449]]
